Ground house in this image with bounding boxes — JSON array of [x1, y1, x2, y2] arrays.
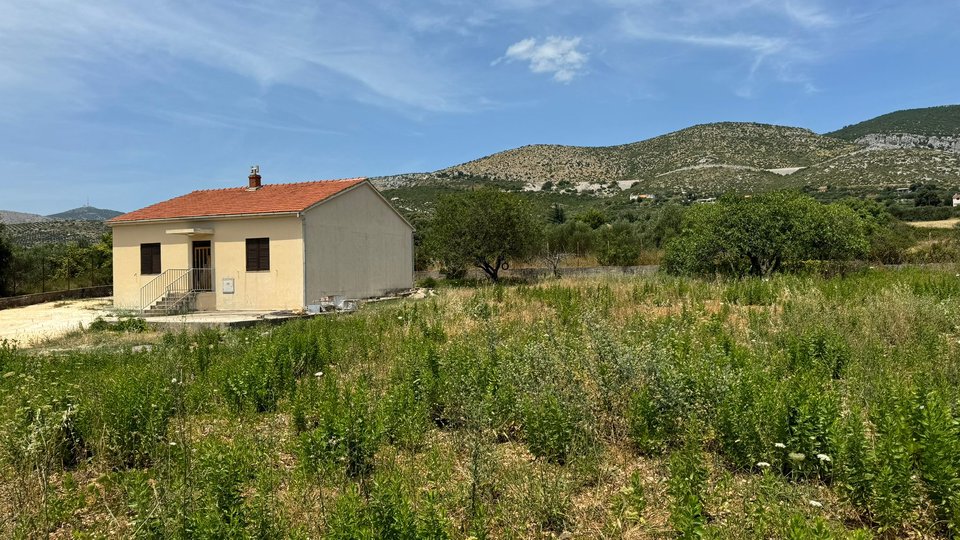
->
[[108, 168, 414, 313], [953, 193, 960, 207]]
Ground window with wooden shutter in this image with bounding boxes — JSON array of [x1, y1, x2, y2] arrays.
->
[[140, 243, 161, 275], [245, 238, 270, 271]]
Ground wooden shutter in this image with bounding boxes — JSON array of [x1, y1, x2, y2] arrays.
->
[[246, 238, 269, 271]]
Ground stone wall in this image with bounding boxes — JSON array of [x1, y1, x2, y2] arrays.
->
[[0, 286, 113, 310], [414, 265, 659, 282]]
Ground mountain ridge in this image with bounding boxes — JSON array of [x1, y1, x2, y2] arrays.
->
[[828, 105, 960, 140], [374, 106, 960, 201]]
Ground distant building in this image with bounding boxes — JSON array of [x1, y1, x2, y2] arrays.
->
[[629, 193, 656, 201], [108, 168, 414, 314], [953, 193, 960, 207]]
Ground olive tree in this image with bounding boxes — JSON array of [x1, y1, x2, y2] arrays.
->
[[0, 224, 12, 296], [663, 192, 868, 276], [542, 220, 593, 277], [425, 189, 543, 282]]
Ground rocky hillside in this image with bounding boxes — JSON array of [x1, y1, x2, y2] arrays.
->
[[374, 106, 960, 204], [0, 210, 51, 224], [793, 148, 960, 189], [828, 105, 960, 140], [849, 133, 960, 153], [440, 122, 858, 184]]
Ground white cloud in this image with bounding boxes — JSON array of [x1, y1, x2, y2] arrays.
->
[[498, 36, 588, 83]]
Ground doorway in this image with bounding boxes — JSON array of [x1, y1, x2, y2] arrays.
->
[[192, 240, 212, 291]]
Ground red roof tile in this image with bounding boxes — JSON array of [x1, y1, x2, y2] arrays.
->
[[109, 178, 366, 223]]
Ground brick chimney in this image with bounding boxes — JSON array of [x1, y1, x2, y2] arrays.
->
[[248, 165, 262, 190]]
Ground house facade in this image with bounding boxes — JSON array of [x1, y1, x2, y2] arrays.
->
[[108, 169, 414, 313]]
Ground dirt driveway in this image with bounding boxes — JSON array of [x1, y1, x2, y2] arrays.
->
[[0, 297, 114, 346]]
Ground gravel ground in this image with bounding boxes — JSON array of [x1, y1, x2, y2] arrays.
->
[[0, 297, 114, 346]]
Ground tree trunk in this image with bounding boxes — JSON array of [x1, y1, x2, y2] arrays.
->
[[476, 256, 504, 282]]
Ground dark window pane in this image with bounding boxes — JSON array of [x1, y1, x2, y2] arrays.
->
[[140, 243, 161, 274]]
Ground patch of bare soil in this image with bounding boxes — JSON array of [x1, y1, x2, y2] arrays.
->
[[0, 297, 114, 346]]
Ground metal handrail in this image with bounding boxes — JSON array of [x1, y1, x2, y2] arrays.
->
[[139, 269, 189, 313], [139, 267, 216, 313]]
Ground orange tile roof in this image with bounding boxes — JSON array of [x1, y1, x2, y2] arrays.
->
[[109, 178, 366, 223]]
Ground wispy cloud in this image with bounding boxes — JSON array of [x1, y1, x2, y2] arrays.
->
[[496, 36, 588, 83], [0, 0, 480, 116], [614, 0, 841, 98], [782, 0, 836, 29]]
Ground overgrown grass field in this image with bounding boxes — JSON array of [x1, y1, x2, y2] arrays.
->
[[3, 268, 960, 538]]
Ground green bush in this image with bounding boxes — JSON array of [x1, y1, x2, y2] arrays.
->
[[89, 367, 176, 468], [594, 222, 641, 266], [3, 393, 86, 472], [295, 378, 380, 478], [668, 438, 708, 537], [522, 391, 584, 464]]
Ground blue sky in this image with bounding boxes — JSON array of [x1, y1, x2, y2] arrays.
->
[[2, 0, 958, 214]]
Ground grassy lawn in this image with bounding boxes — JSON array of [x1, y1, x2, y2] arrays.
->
[[3, 268, 960, 538]]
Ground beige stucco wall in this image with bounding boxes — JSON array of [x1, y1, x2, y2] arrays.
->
[[302, 183, 414, 302], [111, 215, 305, 311]]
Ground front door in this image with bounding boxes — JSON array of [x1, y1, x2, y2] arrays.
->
[[192, 240, 212, 291]]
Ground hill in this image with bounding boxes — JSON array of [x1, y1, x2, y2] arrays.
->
[[2, 220, 110, 247], [828, 105, 960, 140], [440, 122, 858, 184], [0, 210, 51, 224], [48, 206, 123, 221], [792, 147, 960, 189]]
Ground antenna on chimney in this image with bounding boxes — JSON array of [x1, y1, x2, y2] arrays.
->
[[248, 165, 262, 190]]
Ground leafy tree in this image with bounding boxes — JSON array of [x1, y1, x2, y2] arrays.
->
[[575, 208, 607, 229], [55, 243, 87, 290], [839, 198, 912, 263], [0, 224, 12, 296], [664, 192, 868, 276], [542, 220, 593, 276], [595, 222, 641, 266], [914, 184, 943, 207], [548, 203, 566, 224], [425, 189, 543, 282], [640, 204, 685, 249]]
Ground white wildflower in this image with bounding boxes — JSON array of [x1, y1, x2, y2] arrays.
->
[[314, 372, 323, 377], [774, 442, 786, 449], [788, 452, 806, 462], [756, 461, 771, 469], [817, 454, 832, 462], [809, 500, 823, 508]]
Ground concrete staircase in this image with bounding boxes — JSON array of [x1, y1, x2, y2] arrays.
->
[[144, 290, 197, 316]]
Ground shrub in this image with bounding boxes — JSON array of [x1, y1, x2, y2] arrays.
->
[[522, 391, 585, 464], [185, 436, 284, 538], [913, 391, 960, 533], [3, 393, 86, 472], [668, 438, 708, 537], [594, 222, 641, 266], [325, 476, 450, 539], [90, 367, 176, 468], [295, 378, 380, 478]]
